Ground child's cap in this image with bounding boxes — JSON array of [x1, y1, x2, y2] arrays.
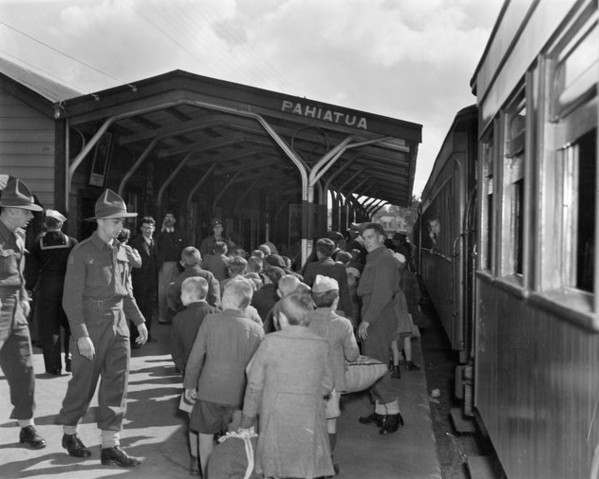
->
[[278, 274, 301, 297], [312, 274, 339, 293], [393, 252, 406, 264]]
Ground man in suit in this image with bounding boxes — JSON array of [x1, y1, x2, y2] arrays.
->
[[155, 212, 186, 323], [130, 216, 158, 343]]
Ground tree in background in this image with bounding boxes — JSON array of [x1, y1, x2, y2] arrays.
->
[[372, 196, 420, 238]]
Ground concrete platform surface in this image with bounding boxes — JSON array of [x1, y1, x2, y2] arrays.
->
[[0, 323, 440, 478]]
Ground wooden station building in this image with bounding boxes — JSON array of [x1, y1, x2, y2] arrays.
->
[[0, 57, 421, 263]]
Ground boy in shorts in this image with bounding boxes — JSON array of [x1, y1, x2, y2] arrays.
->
[[171, 276, 220, 475], [308, 275, 360, 474], [184, 279, 264, 477]]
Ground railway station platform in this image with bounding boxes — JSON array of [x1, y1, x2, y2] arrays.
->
[[0, 323, 440, 479]]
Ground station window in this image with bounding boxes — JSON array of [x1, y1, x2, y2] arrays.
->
[[538, 10, 598, 322], [501, 92, 526, 279]]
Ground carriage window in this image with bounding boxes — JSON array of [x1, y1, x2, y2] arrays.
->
[[481, 137, 494, 272], [573, 130, 596, 292], [502, 95, 526, 278], [554, 118, 596, 294], [554, 19, 597, 295], [552, 21, 597, 120], [539, 11, 598, 318]]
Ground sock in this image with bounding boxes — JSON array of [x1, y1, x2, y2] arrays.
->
[[329, 433, 337, 453], [17, 419, 34, 428], [63, 425, 78, 435], [101, 430, 120, 449], [384, 399, 400, 415], [375, 401, 386, 415]]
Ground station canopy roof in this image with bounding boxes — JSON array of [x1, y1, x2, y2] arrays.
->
[[59, 70, 422, 207]]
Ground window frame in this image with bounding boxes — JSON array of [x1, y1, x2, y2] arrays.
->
[[478, 128, 496, 274], [530, 7, 599, 330], [497, 81, 532, 291]]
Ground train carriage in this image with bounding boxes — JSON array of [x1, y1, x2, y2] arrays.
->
[[419, 1, 599, 477], [417, 105, 478, 360]]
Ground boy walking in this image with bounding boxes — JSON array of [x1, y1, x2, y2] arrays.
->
[[184, 279, 263, 477], [308, 275, 360, 474], [171, 276, 220, 475]]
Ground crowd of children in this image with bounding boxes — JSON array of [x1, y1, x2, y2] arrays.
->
[[168, 225, 422, 478]]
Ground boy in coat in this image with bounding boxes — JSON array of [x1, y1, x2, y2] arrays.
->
[[184, 279, 264, 477], [171, 276, 220, 475]]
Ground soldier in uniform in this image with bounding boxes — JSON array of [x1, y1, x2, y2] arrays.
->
[[57, 189, 148, 467], [357, 223, 404, 435], [0, 177, 46, 448], [27, 209, 78, 375]]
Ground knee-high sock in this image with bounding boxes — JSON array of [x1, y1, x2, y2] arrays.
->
[[384, 399, 400, 415], [329, 433, 337, 453]]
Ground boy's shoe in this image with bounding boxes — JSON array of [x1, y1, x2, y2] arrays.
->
[[406, 361, 421, 371], [358, 413, 386, 428], [189, 456, 200, 475], [390, 365, 402, 379]]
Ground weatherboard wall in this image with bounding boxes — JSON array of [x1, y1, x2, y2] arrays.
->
[[0, 88, 55, 208]]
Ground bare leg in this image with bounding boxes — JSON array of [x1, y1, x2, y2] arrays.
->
[[404, 335, 421, 370], [391, 339, 400, 366], [328, 418, 339, 474], [198, 433, 214, 477], [189, 430, 199, 458], [402, 336, 412, 362], [189, 428, 200, 475], [390, 339, 401, 378]]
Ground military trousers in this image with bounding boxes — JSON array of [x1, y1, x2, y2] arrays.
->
[[361, 313, 402, 404], [57, 299, 130, 432], [0, 293, 35, 420]]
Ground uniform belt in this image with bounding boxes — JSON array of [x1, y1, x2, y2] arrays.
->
[[0, 286, 20, 299], [0, 286, 20, 292], [82, 297, 123, 308]]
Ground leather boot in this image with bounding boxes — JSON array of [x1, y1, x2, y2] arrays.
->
[[101, 446, 142, 467], [379, 413, 404, 435], [358, 412, 386, 428], [19, 426, 46, 449], [62, 433, 91, 457]]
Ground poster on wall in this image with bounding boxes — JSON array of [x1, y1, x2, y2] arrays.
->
[[89, 133, 113, 187]]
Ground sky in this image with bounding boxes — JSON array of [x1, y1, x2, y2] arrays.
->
[[0, 0, 504, 198]]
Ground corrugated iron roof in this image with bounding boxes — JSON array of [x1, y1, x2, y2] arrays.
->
[[0, 56, 81, 102], [62, 69, 422, 208]]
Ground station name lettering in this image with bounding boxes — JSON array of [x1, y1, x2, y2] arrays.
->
[[281, 100, 368, 130]]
